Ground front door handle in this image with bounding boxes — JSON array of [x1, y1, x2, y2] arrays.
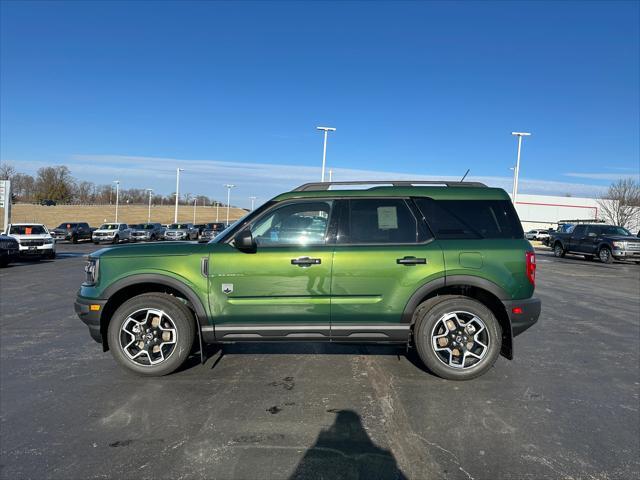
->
[[397, 256, 427, 265], [291, 256, 321, 266]]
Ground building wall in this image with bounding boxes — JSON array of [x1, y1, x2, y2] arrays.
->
[[512, 194, 600, 230]]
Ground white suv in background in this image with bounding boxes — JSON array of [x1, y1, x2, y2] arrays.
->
[[5, 223, 56, 259], [92, 223, 131, 244]]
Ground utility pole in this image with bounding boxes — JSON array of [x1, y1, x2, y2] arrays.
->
[[113, 180, 120, 222], [316, 126, 336, 182], [174, 168, 184, 223], [215, 201, 219, 222], [249, 196, 256, 211], [225, 184, 235, 226], [328, 169, 333, 182], [146, 189, 153, 223], [511, 132, 531, 205]]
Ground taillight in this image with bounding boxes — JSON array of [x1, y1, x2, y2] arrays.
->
[[525, 251, 536, 286]]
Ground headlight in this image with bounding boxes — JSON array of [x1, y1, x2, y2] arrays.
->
[[84, 257, 99, 285], [612, 241, 626, 248], [44, 238, 54, 244]]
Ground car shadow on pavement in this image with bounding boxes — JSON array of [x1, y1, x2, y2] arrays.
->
[[288, 409, 407, 480]]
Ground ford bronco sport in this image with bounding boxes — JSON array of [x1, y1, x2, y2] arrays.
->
[[75, 181, 541, 380]]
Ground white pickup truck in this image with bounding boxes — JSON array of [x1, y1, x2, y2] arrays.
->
[[5, 223, 56, 259], [92, 223, 131, 244]]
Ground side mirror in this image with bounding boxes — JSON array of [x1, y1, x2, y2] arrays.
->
[[234, 230, 256, 252]]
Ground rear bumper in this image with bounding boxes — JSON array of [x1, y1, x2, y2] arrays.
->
[[503, 297, 541, 337], [74, 294, 107, 344]]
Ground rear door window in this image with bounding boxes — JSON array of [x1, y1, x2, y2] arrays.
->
[[414, 198, 523, 239], [339, 198, 428, 244]]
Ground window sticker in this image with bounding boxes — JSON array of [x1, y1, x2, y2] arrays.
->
[[377, 206, 398, 230], [25, 227, 33, 235]]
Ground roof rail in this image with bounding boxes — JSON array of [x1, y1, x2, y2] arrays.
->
[[293, 180, 488, 191]]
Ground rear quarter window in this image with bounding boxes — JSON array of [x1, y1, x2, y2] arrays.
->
[[414, 198, 523, 239]]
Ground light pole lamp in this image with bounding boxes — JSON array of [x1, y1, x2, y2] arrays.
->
[[249, 196, 256, 211], [146, 189, 153, 223], [174, 168, 184, 223], [511, 132, 531, 205], [224, 184, 235, 226], [316, 126, 336, 182], [113, 180, 120, 222]]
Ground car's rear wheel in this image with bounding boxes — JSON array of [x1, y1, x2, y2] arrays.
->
[[599, 247, 613, 264], [553, 243, 566, 258], [107, 293, 195, 376], [414, 296, 501, 380]]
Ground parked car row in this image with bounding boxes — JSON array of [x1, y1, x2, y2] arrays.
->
[[92, 222, 227, 244]]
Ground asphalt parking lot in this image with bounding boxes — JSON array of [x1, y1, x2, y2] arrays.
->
[[1, 243, 639, 480]]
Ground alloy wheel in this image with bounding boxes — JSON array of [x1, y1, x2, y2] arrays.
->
[[430, 311, 489, 369], [119, 308, 178, 366]]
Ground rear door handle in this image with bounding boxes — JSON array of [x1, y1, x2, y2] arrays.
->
[[291, 257, 321, 266], [397, 256, 427, 265]]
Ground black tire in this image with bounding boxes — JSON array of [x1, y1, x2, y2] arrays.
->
[[71, 235, 78, 244], [46, 250, 56, 259], [93, 241, 99, 245], [112, 235, 119, 244], [584, 255, 594, 261], [599, 247, 613, 264], [414, 296, 501, 380], [0, 257, 8, 268], [107, 293, 196, 376], [553, 243, 566, 258], [150, 234, 156, 241]]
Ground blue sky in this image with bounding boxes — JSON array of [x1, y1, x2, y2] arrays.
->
[[1, 0, 638, 207]]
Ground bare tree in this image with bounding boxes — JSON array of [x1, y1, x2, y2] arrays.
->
[[597, 178, 640, 228], [35, 165, 75, 202], [0, 163, 16, 180]]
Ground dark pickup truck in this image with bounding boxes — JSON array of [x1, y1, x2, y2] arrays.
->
[[51, 222, 95, 243], [551, 224, 640, 264]]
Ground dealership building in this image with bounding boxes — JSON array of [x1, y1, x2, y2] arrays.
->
[[512, 193, 639, 232]]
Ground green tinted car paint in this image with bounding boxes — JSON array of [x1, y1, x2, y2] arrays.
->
[[75, 182, 541, 379]]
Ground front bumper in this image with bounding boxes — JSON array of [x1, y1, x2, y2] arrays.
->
[[92, 235, 116, 243], [74, 294, 108, 344], [18, 243, 55, 255], [612, 248, 640, 260], [503, 297, 541, 337]]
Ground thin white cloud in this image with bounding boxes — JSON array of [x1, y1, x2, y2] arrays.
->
[[10, 154, 610, 208], [564, 172, 640, 181]]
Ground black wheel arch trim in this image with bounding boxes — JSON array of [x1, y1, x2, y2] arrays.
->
[[100, 273, 207, 362]]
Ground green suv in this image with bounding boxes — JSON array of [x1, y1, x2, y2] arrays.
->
[[75, 181, 540, 380]]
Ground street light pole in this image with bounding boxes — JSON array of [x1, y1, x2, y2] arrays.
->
[[146, 189, 153, 223], [224, 184, 235, 226], [511, 132, 531, 205], [113, 180, 120, 222], [249, 196, 256, 211], [193, 198, 197, 223], [215, 201, 219, 222], [329, 168, 333, 182], [316, 126, 336, 182], [174, 168, 183, 223]]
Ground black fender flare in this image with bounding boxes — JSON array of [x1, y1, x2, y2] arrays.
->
[[402, 275, 510, 324], [101, 273, 208, 361]]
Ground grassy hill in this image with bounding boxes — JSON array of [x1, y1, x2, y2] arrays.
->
[[1, 203, 248, 230]]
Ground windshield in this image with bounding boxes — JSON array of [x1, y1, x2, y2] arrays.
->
[[601, 226, 632, 236], [169, 224, 190, 229], [10, 225, 47, 235], [130, 224, 143, 229], [57, 223, 77, 229], [99, 224, 119, 230], [142, 224, 157, 230]]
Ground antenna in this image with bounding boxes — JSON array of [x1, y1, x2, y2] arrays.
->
[[460, 169, 470, 182]]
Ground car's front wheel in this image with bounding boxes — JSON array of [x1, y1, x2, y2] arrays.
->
[[414, 296, 501, 380], [599, 247, 613, 264], [553, 243, 566, 258], [107, 293, 196, 376]]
